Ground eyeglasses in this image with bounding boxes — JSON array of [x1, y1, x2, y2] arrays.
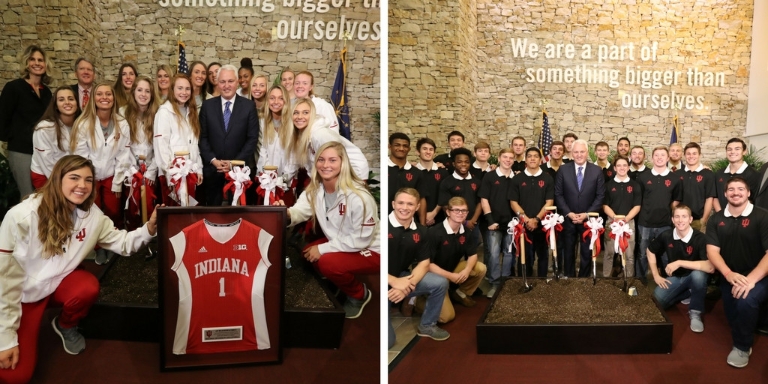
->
[[449, 209, 469, 214]]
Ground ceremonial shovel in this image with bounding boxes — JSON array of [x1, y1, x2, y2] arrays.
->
[[544, 206, 560, 282], [519, 216, 532, 293], [614, 215, 629, 292], [229, 160, 246, 206], [588, 212, 600, 286]]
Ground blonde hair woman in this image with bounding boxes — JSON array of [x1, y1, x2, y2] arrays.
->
[[153, 73, 203, 206], [70, 81, 131, 237], [0, 155, 158, 383], [249, 73, 269, 114], [292, 70, 338, 134], [279, 141, 379, 319], [256, 85, 298, 205], [285, 98, 368, 182]]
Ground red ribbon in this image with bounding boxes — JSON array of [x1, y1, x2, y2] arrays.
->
[[513, 219, 532, 257], [545, 222, 562, 248], [609, 227, 631, 254], [255, 184, 284, 205], [170, 157, 198, 204], [128, 163, 146, 216], [223, 176, 253, 206], [582, 222, 605, 256]]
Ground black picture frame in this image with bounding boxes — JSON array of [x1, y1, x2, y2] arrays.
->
[[157, 206, 286, 370]]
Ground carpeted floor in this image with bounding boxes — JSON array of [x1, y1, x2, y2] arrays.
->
[[29, 274, 380, 384], [389, 287, 768, 383]]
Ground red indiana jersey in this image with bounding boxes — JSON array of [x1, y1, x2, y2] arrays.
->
[[169, 218, 273, 355]]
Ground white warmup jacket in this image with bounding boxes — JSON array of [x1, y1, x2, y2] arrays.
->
[[310, 96, 339, 134], [289, 185, 379, 255], [256, 118, 298, 183], [114, 122, 158, 185], [307, 126, 369, 181], [0, 195, 155, 351], [30, 120, 72, 178], [71, 116, 131, 192], [153, 101, 203, 184]]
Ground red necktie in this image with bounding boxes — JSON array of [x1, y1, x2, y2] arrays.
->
[[671, 166, 677, 172], [82, 89, 89, 109]]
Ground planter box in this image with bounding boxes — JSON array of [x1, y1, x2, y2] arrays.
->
[[80, 258, 345, 348], [476, 278, 673, 354]]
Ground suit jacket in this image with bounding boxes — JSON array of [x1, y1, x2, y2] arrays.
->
[[70, 84, 87, 114], [198, 95, 260, 171], [554, 161, 605, 216]]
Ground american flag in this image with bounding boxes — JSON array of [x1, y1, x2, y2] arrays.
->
[[178, 42, 188, 75], [538, 110, 552, 161], [669, 115, 678, 144]]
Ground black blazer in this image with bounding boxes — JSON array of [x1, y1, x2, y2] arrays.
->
[[70, 84, 86, 114], [755, 163, 768, 210], [554, 161, 605, 216], [198, 95, 260, 170]]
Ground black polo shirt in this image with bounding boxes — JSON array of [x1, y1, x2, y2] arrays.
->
[[512, 160, 526, 174], [604, 177, 642, 216], [714, 164, 761, 208], [388, 213, 433, 276], [637, 169, 683, 228], [478, 168, 514, 226], [438, 172, 480, 217], [429, 219, 478, 272], [508, 168, 554, 219], [388, 159, 426, 213], [681, 165, 716, 220], [706, 204, 768, 275], [629, 165, 649, 181], [542, 161, 560, 181], [648, 229, 708, 278], [602, 166, 617, 183], [416, 162, 449, 216], [470, 161, 492, 181]]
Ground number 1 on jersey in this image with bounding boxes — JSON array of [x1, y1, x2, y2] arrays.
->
[[219, 277, 226, 297]]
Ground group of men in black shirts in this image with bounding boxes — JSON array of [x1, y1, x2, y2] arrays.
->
[[387, 130, 768, 368]]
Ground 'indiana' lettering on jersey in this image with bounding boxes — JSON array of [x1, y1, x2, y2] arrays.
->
[[194, 258, 249, 278]]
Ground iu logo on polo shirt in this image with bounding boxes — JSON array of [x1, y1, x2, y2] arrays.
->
[[405, 172, 413, 182], [538, 180, 545, 188], [686, 246, 693, 255], [459, 235, 466, 244], [471, 183, 477, 191], [742, 218, 750, 228], [606, 170, 613, 177], [696, 175, 703, 183], [627, 186, 633, 193], [413, 233, 420, 243], [435, 173, 442, 181], [665, 180, 671, 187]]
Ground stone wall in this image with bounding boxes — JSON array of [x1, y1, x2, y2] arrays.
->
[[390, 0, 755, 163], [389, 0, 478, 151], [0, 0, 380, 168]]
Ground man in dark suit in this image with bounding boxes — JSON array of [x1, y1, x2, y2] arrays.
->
[[555, 139, 605, 277], [753, 162, 768, 210], [199, 64, 259, 206], [70, 57, 95, 113]]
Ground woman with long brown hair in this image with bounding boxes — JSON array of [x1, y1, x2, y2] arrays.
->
[[205, 62, 221, 99], [0, 44, 53, 198], [70, 81, 131, 265], [188, 61, 207, 112], [116, 76, 160, 230], [278, 142, 379, 319], [31, 86, 79, 189], [0, 155, 158, 383], [153, 73, 203, 206], [280, 67, 296, 101], [113, 63, 138, 108]]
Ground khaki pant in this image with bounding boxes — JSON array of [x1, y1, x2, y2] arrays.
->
[[603, 220, 635, 278], [416, 260, 487, 324]]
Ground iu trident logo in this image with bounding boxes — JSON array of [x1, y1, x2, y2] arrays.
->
[[696, 175, 703, 183], [405, 172, 413, 182], [742, 218, 750, 228], [538, 180, 545, 188], [75, 228, 86, 242], [686, 246, 693, 255], [413, 233, 420, 243], [665, 179, 671, 187], [338, 203, 346, 216]]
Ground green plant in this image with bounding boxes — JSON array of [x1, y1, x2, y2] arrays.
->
[[0, 153, 20, 220], [372, 111, 380, 128], [709, 145, 766, 173], [367, 170, 380, 204]]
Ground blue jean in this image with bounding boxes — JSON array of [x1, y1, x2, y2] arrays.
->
[[485, 229, 514, 285], [654, 270, 708, 312], [636, 225, 671, 279], [720, 276, 768, 351], [389, 271, 448, 327]]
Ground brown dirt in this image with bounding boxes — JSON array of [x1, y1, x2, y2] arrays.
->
[[98, 240, 334, 309], [485, 278, 666, 324]]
